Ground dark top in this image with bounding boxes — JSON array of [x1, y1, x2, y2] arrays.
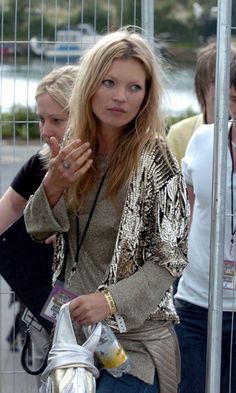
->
[[1, 151, 53, 332], [11, 152, 47, 199]]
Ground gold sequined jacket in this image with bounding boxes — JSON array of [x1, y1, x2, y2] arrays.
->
[[99, 140, 189, 329], [25, 140, 189, 331]]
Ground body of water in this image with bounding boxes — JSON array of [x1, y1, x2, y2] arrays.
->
[[0, 60, 200, 116]]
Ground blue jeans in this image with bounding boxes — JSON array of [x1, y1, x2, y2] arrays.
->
[[175, 299, 236, 393], [96, 370, 159, 393]]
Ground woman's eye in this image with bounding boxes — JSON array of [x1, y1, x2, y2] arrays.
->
[[130, 84, 142, 92], [53, 118, 62, 124], [53, 118, 67, 125], [38, 117, 45, 125], [102, 79, 114, 87]]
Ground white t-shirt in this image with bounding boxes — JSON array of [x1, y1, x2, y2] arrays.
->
[[175, 122, 236, 311]]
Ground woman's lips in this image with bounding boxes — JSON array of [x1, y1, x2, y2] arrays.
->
[[108, 107, 125, 113]]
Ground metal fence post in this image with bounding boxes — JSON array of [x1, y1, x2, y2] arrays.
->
[[141, 0, 154, 46], [206, 1, 232, 392]]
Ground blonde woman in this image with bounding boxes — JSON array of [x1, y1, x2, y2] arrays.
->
[[0, 65, 79, 235], [0, 64, 79, 380], [25, 29, 189, 393]]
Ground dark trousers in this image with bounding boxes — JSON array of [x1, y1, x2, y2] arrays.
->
[[96, 370, 159, 393], [175, 299, 236, 393]]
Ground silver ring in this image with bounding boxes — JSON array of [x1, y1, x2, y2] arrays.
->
[[63, 160, 71, 169]]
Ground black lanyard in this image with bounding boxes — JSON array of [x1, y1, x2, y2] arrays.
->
[[69, 170, 108, 280]]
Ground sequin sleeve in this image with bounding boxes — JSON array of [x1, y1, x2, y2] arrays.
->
[[153, 172, 189, 276]]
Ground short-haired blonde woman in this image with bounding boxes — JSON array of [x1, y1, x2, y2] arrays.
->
[[0, 64, 79, 234], [0, 64, 79, 386], [25, 28, 189, 393]]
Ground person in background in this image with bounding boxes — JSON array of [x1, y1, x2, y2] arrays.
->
[[0, 65, 79, 235], [167, 42, 236, 167], [175, 55, 236, 393], [167, 42, 236, 298], [0, 65, 79, 382], [24, 28, 189, 393]]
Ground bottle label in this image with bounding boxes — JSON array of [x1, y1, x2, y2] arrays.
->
[[96, 340, 128, 369]]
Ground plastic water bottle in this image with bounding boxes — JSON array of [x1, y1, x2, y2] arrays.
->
[[84, 321, 130, 377]]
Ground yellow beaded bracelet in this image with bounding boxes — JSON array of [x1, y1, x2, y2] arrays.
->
[[103, 289, 118, 315]]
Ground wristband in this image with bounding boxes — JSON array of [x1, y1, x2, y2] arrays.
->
[[102, 289, 118, 315]]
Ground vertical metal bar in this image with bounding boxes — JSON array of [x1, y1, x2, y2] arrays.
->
[[39, 0, 45, 66], [80, 0, 84, 29], [53, 0, 58, 66], [107, 0, 110, 33], [26, 0, 31, 149], [66, 0, 72, 64], [141, 0, 154, 46], [133, 0, 137, 26], [12, 0, 17, 166], [120, 0, 124, 27], [94, 0, 97, 35], [206, 1, 232, 393], [0, 0, 4, 198]]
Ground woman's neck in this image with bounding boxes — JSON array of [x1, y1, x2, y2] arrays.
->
[[205, 108, 214, 124], [97, 127, 122, 156], [231, 123, 236, 144], [230, 123, 236, 172]]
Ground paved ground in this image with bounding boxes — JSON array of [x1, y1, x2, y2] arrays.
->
[[0, 141, 41, 393]]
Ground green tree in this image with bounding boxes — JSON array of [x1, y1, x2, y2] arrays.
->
[[1, 0, 55, 40]]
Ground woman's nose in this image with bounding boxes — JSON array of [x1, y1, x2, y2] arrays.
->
[[112, 86, 126, 102], [40, 121, 52, 138]]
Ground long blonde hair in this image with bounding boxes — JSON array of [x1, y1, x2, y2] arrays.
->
[[66, 28, 167, 210]]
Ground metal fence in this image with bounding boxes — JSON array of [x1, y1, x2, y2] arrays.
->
[[206, 1, 235, 393], [0, 1, 235, 392]]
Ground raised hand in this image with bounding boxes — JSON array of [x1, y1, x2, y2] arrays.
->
[[43, 136, 93, 207]]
